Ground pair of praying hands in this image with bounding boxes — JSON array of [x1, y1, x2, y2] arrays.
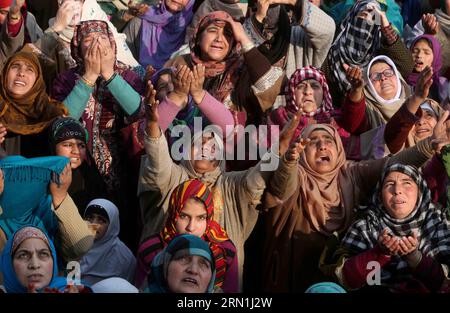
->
[[378, 228, 419, 257], [83, 37, 116, 84], [170, 64, 206, 107]]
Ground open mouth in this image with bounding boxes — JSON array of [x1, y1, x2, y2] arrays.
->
[[415, 128, 430, 134], [13, 80, 26, 87], [414, 61, 424, 68], [182, 277, 198, 286], [317, 156, 330, 163], [210, 44, 224, 51]]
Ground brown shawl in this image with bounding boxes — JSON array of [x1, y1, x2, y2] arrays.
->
[[0, 51, 68, 135]]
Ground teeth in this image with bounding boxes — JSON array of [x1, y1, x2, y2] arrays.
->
[[14, 81, 26, 86]]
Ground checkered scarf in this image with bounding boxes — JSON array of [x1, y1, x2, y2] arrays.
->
[[328, 0, 382, 94], [285, 66, 333, 119], [342, 164, 450, 281]]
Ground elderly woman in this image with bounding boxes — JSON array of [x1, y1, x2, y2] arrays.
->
[[407, 34, 448, 103], [147, 234, 216, 293], [135, 179, 238, 292], [261, 121, 450, 292], [51, 20, 145, 248], [0, 226, 90, 293], [0, 51, 68, 157], [156, 10, 283, 143], [333, 164, 450, 293], [123, 0, 195, 70]]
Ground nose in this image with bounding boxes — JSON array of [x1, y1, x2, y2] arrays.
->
[[416, 118, 425, 126], [186, 260, 200, 275], [393, 183, 402, 195], [28, 254, 41, 270], [303, 84, 313, 95], [317, 140, 327, 150], [186, 219, 195, 233], [71, 144, 80, 155]]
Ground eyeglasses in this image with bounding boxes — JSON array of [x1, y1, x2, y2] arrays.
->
[[369, 69, 395, 81]]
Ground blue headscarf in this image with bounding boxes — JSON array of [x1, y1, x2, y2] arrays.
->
[[0, 226, 68, 293], [305, 282, 347, 293], [0, 156, 70, 241], [147, 234, 216, 293]]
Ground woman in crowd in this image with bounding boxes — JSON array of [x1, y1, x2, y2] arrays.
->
[[51, 20, 145, 249], [0, 226, 90, 293], [0, 51, 68, 157], [333, 164, 450, 292], [135, 179, 238, 292], [261, 119, 450, 292], [147, 233, 216, 293], [123, 0, 195, 70], [80, 199, 136, 286]]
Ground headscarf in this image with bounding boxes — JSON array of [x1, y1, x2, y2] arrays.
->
[[0, 51, 68, 136], [305, 282, 347, 293], [0, 226, 69, 293], [270, 66, 335, 143], [296, 124, 350, 235], [328, 0, 382, 94], [364, 55, 410, 128], [407, 35, 447, 99], [185, 0, 244, 43], [147, 234, 216, 293], [0, 155, 69, 240], [408, 99, 444, 147], [139, 0, 194, 70], [49, 116, 89, 147], [189, 11, 242, 102], [71, 20, 118, 75], [80, 199, 136, 285], [139, 179, 231, 290], [341, 164, 450, 285], [0, 0, 12, 8]]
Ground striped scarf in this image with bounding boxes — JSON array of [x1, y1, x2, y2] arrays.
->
[[328, 0, 382, 94], [342, 164, 450, 285]]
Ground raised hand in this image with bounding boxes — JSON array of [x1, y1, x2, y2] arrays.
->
[[278, 110, 302, 157], [229, 18, 253, 46], [145, 81, 161, 138], [431, 110, 450, 154], [397, 231, 419, 256], [414, 66, 433, 100], [285, 137, 310, 162], [52, 0, 78, 32], [343, 64, 364, 102], [83, 38, 101, 84], [378, 228, 400, 256], [169, 65, 192, 107], [49, 163, 72, 209], [190, 64, 205, 104], [422, 13, 439, 35], [99, 39, 116, 81]]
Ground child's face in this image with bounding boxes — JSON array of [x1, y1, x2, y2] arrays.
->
[[85, 213, 109, 241]]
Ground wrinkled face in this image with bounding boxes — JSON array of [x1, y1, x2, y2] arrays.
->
[[412, 108, 437, 141], [85, 213, 109, 241], [165, 0, 189, 13], [0, 7, 9, 25], [55, 138, 86, 169], [294, 79, 324, 114], [190, 136, 220, 174], [412, 39, 434, 72], [6, 60, 38, 97], [80, 31, 111, 58], [369, 62, 398, 100], [13, 238, 54, 291], [199, 23, 233, 62], [166, 255, 212, 293], [175, 198, 208, 237], [304, 130, 338, 174], [382, 171, 419, 219]]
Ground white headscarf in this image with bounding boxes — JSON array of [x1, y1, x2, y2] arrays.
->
[[91, 277, 139, 293], [80, 199, 136, 285], [50, 0, 139, 67], [366, 55, 402, 105]]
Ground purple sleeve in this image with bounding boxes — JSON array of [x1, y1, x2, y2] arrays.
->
[[220, 240, 240, 293], [197, 92, 235, 137]]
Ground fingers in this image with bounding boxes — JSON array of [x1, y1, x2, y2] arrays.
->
[[437, 110, 450, 127]]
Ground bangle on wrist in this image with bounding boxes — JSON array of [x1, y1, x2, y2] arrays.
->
[[241, 42, 255, 53], [81, 75, 96, 88]]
